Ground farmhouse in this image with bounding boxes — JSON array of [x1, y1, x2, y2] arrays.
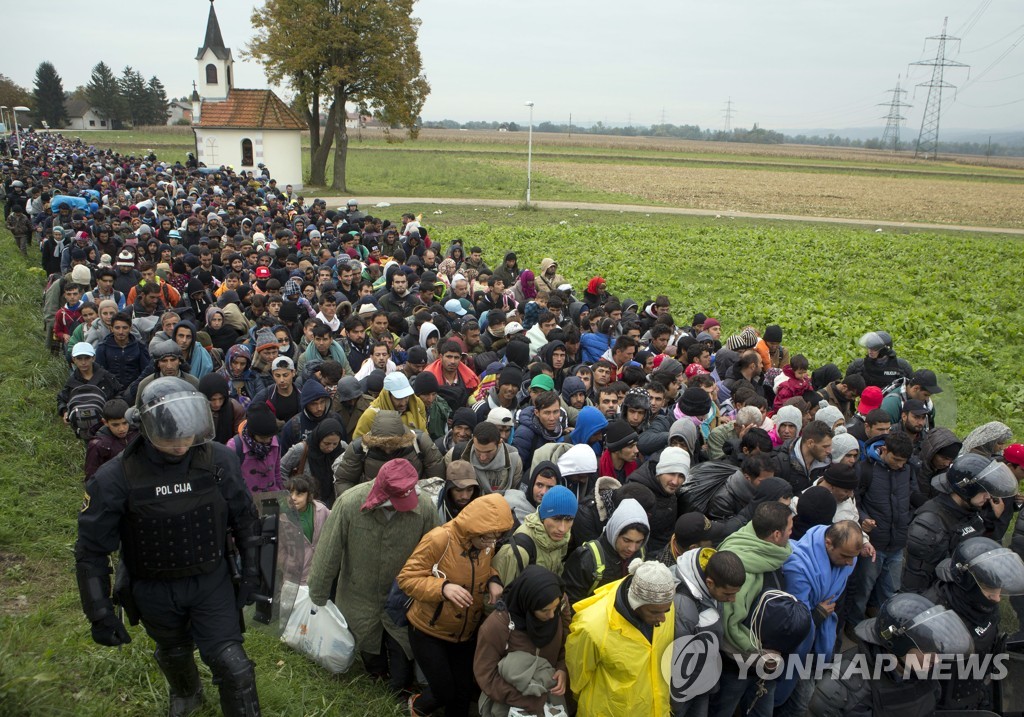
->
[[64, 98, 109, 130], [189, 0, 304, 188]]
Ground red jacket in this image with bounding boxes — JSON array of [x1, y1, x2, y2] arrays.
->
[[773, 365, 812, 412]]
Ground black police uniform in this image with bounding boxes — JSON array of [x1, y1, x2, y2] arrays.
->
[[923, 579, 1000, 710], [902, 493, 984, 594], [75, 436, 262, 716]]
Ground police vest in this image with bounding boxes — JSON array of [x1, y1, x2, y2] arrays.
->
[[120, 441, 229, 580]]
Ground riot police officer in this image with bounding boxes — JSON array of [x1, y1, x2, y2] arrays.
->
[[902, 453, 1017, 593], [75, 377, 263, 717], [924, 536, 1024, 710], [808, 592, 974, 717]]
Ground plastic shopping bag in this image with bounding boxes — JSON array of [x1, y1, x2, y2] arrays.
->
[[281, 585, 356, 674]]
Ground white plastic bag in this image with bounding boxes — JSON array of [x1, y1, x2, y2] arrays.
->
[[281, 585, 356, 674]]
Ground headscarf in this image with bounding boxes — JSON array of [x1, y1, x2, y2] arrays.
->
[[517, 270, 537, 300], [499, 565, 564, 648], [198, 372, 235, 444], [307, 418, 345, 505]]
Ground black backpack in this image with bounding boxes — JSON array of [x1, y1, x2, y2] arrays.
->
[[66, 384, 108, 440]]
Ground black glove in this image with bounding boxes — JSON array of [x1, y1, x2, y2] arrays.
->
[[236, 575, 261, 610], [91, 614, 131, 647]]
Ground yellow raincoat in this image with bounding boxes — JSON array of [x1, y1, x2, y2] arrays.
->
[[565, 579, 673, 716]]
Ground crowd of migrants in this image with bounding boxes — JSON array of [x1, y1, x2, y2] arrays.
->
[[5, 131, 1024, 717]]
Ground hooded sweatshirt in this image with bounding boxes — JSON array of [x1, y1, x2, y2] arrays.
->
[[505, 460, 564, 523], [570, 406, 609, 455], [556, 444, 599, 502], [563, 497, 650, 606], [493, 511, 574, 586], [717, 521, 793, 655]]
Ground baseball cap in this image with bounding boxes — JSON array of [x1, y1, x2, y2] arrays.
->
[[271, 356, 294, 371], [444, 299, 467, 316], [1004, 444, 1024, 469], [910, 369, 942, 394], [71, 342, 96, 358], [383, 372, 414, 399], [505, 322, 524, 337], [684, 363, 710, 379], [529, 374, 555, 392], [446, 460, 478, 489], [487, 407, 514, 427], [857, 386, 884, 414], [902, 399, 930, 416], [255, 266, 271, 280], [673, 512, 726, 548]]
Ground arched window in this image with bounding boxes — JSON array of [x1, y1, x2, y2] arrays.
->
[[206, 64, 218, 84], [241, 139, 254, 167]]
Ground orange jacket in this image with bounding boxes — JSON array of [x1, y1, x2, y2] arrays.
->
[[126, 279, 181, 308], [424, 357, 481, 393], [398, 494, 514, 643]]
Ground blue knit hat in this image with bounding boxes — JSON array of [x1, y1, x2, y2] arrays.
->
[[538, 485, 578, 520]]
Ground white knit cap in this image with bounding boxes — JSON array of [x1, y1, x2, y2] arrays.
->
[[656, 447, 691, 478], [626, 559, 678, 610], [830, 431, 860, 461]]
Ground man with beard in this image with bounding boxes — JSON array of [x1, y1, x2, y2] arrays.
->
[[436, 460, 490, 524], [903, 453, 1017, 593], [891, 398, 929, 454], [378, 271, 421, 316]]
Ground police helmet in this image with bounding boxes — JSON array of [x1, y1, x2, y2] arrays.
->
[[135, 377, 214, 446], [858, 330, 893, 351], [946, 453, 1017, 500], [938, 536, 1024, 596], [855, 593, 973, 658]]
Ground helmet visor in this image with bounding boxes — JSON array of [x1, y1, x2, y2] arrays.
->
[[858, 331, 888, 350], [139, 392, 215, 447], [976, 461, 1018, 498], [966, 548, 1024, 595], [906, 605, 973, 655]]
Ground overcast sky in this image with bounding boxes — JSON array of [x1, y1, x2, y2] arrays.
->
[[4, 0, 1022, 131]]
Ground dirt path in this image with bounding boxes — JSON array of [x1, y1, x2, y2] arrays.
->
[[319, 195, 1024, 236]]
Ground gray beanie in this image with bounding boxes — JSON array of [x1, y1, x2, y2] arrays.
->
[[656, 447, 691, 478], [830, 432, 860, 462], [815, 405, 845, 430]]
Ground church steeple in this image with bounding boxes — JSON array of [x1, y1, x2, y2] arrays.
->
[[195, 0, 233, 101]]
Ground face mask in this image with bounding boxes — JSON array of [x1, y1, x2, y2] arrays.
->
[[279, 343, 291, 354]]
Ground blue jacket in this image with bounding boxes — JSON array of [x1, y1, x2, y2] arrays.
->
[[512, 405, 565, 470], [94, 333, 150, 388], [570, 406, 608, 456], [579, 332, 611, 364], [776, 524, 855, 705], [859, 442, 913, 551]]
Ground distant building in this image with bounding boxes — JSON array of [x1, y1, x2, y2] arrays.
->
[[190, 0, 304, 188], [65, 99, 109, 130], [167, 101, 192, 125]]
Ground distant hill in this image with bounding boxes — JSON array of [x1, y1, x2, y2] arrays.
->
[[781, 127, 1024, 147]]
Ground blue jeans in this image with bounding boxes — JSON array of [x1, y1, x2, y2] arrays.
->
[[846, 548, 903, 625], [709, 667, 776, 717]]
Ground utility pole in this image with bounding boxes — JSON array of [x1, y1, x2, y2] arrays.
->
[[723, 97, 735, 132], [912, 17, 969, 159], [568, 113, 572, 138], [660, 107, 666, 126], [879, 76, 911, 152]]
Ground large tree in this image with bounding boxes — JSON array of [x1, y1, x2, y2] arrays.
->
[[247, 0, 429, 190], [33, 62, 68, 128], [119, 66, 148, 127], [0, 75, 34, 118], [86, 62, 126, 128], [143, 76, 170, 126]]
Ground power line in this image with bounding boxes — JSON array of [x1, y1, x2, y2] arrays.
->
[[953, 0, 993, 40], [958, 22, 1024, 54], [959, 27, 1024, 92], [722, 97, 735, 132], [911, 17, 970, 159], [879, 76, 912, 152]]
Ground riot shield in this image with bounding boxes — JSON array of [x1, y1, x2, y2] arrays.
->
[[932, 372, 957, 431], [243, 490, 306, 636]]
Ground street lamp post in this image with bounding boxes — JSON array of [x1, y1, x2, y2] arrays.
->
[[525, 101, 534, 206], [12, 106, 30, 157], [0, 106, 8, 138]]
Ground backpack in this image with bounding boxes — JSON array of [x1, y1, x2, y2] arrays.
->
[[496, 532, 537, 574], [66, 384, 108, 440], [583, 539, 646, 596]]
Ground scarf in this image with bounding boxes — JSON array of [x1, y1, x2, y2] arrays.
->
[[198, 373, 236, 444], [307, 419, 345, 500], [517, 270, 537, 300], [500, 564, 564, 648], [242, 428, 273, 460]]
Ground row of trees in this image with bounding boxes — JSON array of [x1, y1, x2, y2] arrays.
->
[[25, 61, 171, 129], [421, 119, 786, 144]]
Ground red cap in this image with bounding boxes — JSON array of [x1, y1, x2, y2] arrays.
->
[[255, 266, 271, 280], [857, 386, 884, 414], [1004, 444, 1024, 469], [685, 363, 709, 379]]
